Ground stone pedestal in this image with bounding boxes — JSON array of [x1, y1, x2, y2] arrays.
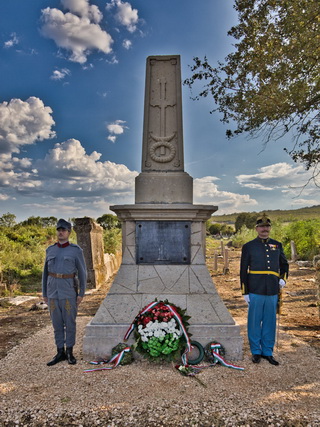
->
[[82, 55, 243, 361], [74, 218, 107, 289], [135, 171, 193, 204], [83, 205, 243, 360]]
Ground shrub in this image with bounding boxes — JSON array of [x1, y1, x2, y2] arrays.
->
[[231, 219, 320, 260], [232, 226, 257, 248], [103, 228, 122, 254], [281, 220, 320, 260]]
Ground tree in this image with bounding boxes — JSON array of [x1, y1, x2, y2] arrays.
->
[[96, 214, 121, 230], [185, 0, 320, 183], [19, 216, 57, 227], [235, 212, 258, 232], [209, 223, 222, 236], [0, 213, 16, 227]]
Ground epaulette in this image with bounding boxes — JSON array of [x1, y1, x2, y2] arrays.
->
[[69, 243, 81, 249], [47, 243, 58, 249]]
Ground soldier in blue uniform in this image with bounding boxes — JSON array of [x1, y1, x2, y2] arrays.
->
[[240, 214, 289, 365], [42, 219, 87, 366]]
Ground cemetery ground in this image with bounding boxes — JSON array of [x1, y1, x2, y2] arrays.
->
[[0, 247, 319, 426]]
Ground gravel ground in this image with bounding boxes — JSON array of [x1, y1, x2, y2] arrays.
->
[[0, 315, 319, 426]]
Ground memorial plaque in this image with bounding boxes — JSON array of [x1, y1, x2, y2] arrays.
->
[[136, 221, 191, 264]]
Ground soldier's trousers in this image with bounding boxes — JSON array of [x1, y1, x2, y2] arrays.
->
[[247, 293, 278, 356], [48, 298, 77, 348]]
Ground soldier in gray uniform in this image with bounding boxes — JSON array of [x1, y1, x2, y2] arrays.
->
[[42, 219, 87, 366]]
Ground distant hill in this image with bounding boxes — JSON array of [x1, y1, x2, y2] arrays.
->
[[210, 205, 320, 224]]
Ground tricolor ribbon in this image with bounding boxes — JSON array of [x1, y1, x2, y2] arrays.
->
[[210, 343, 244, 371], [84, 347, 131, 373], [124, 301, 159, 340]]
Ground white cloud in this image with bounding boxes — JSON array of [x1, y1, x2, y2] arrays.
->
[[236, 162, 314, 190], [4, 33, 19, 48], [0, 153, 41, 192], [40, 1, 113, 64], [193, 176, 258, 214], [107, 0, 139, 33], [122, 39, 132, 49], [50, 68, 71, 80], [0, 139, 138, 217], [37, 139, 137, 194], [289, 198, 320, 207], [107, 135, 117, 143], [0, 97, 56, 155], [61, 0, 102, 23], [106, 55, 119, 65], [107, 119, 128, 142]]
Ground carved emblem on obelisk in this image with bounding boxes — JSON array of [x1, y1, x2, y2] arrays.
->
[[149, 77, 176, 164], [142, 56, 184, 171]]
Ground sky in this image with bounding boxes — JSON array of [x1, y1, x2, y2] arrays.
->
[[0, 0, 318, 223]]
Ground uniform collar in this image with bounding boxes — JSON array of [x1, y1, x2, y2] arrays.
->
[[257, 237, 270, 244], [57, 241, 70, 248]]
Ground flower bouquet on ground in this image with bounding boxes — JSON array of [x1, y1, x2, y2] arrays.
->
[[131, 300, 191, 362]]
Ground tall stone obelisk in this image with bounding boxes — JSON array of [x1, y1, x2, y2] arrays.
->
[[83, 56, 243, 360]]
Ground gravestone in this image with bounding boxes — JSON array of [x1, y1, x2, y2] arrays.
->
[[74, 217, 106, 289], [83, 55, 243, 360]]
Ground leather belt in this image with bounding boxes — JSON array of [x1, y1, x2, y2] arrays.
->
[[249, 270, 280, 277], [48, 272, 75, 279]]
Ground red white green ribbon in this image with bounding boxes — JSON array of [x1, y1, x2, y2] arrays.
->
[[124, 301, 159, 340], [84, 347, 131, 373], [210, 343, 244, 371]]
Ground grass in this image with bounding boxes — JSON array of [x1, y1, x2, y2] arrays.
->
[[210, 204, 320, 224]]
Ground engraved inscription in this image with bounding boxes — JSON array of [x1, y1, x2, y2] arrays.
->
[[136, 221, 191, 264]]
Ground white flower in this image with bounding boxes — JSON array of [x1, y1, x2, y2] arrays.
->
[[138, 317, 182, 342]]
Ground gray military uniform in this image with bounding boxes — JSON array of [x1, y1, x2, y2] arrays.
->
[[42, 242, 87, 348]]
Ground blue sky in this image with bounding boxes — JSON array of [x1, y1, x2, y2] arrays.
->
[[0, 0, 318, 222]]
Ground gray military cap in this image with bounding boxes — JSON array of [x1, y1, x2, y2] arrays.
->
[[56, 218, 72, 231]]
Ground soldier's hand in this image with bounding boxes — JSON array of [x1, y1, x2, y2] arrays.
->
[[279, 279, 286, 288], [243, 294, 250, 304], [43, 297, 48, 304], [77, 296, 83, 306]]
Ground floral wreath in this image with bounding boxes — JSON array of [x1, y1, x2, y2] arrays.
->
[[125, 300, 191, 362]]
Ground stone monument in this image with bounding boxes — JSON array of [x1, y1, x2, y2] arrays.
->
[[74, 217, 107, 289], [83, 55, 243, 360]]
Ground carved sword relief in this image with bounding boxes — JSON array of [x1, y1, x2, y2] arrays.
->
[[149, 77, 177, 164]]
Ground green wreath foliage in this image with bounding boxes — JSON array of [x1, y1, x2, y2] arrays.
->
[[133, 299, 191, 363], [111, 342, 133, 365]]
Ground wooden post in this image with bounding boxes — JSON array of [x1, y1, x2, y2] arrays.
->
[[290, 240, 298, 262], [220, 240, 224, 256], [315, 259, 320, 319], [223, 248, 229, 275], [213, 251, 218, 271]]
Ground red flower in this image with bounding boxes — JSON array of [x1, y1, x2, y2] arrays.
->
[[143, 316, 152, 325]]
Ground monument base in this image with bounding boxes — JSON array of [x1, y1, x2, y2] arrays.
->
[[82, 204, 243, 362], [83, 321, 243, 361]]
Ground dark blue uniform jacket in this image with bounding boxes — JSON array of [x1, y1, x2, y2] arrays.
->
[[240, 237, 289, 296]]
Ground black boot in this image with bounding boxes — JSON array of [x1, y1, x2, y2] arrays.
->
[[66, 347, 77, 365], [47, 347, 66, 366]]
